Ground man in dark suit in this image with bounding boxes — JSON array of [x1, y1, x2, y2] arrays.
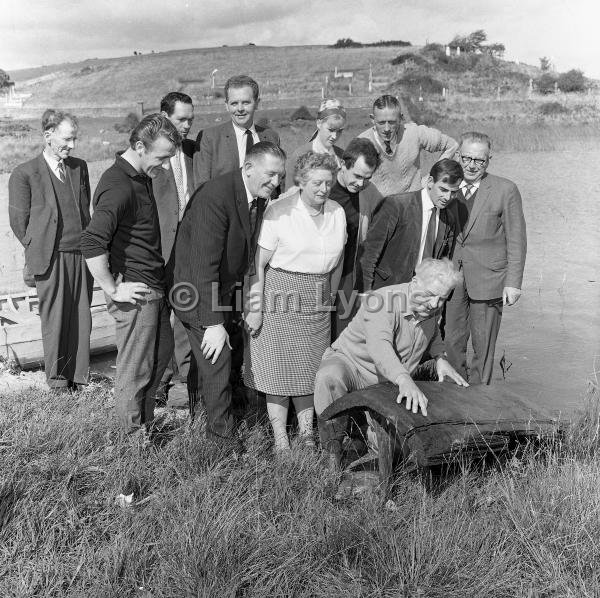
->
[[172, 142, 286, 450], [9, 109, 93, 391], [445, 132, 527, 385], [152, 92, 196, 407], [194, 75, 280, 187], [360, 159, 464, 292]]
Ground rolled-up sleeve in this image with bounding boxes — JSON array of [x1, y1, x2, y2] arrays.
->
[[81, 184, 128, 259]]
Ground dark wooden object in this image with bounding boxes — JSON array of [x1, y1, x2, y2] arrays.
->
[[321, 380, 563, 490]]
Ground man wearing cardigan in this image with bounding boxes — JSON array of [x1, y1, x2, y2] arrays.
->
[[173, 142, 286, 451], [9, 109, 92, 391], [314, 258, 468, 469]]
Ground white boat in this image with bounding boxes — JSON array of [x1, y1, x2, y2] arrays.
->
[[0, 286, 116, 369]]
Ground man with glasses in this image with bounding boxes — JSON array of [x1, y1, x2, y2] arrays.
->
[[445, 132, 527, 385]]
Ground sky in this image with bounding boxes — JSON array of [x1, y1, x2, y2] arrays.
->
[[2, 0, 599, 78]]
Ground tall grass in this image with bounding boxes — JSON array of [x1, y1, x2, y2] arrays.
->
[[0, 380, 599, 597]]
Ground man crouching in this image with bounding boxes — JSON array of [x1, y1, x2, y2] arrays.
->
[[314, 257, 468, 469]]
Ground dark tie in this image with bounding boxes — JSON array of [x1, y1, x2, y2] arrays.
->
[[384, 140, 392, 155], [249, 198, 258, 236], [423, 207, 437, 259], [245, 129, 254, 160]]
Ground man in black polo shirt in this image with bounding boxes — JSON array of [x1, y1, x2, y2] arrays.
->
[[81, 114, 180, 434]]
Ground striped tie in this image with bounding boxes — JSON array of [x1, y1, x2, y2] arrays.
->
[[171, 151, 186, 221], [57, 161, 65, 183]]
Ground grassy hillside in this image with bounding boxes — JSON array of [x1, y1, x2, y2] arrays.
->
[[8, 45, 409, 112]]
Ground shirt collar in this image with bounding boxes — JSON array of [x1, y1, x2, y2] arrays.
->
[[115, 152, 147, 180], [241, 170, 255, 204], [232, 121, 257, 138], [460, 179, 481, 191], [421, 187, 435, 211], [42, 151, 62, 171]]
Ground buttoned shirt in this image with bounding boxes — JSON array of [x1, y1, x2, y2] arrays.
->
[[232, 122, 259, 167], [241, 170, 255, 206], [259, 190, 346, 274], [417, 187, 440, 264]]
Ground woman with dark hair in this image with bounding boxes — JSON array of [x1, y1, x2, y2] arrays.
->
[[285, 99, 346, 187], [244, 151, 346, 452]]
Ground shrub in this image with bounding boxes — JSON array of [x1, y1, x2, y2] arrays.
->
[[290, 106, 314, 121], [331, 38, 362, 49], [536, 73, 557, 95], [390, 52, 429, 67], [558, 69, 586, 93], [395, 74, 444, 96], [422, 43, 444, 55], [113, 112, 139, 133], [539, 102, 569, 116]]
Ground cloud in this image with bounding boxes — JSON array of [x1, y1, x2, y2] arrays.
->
[[2, 0, 598, 77]]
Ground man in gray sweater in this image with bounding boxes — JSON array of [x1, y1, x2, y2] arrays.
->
[[314, 257, 468, 468]]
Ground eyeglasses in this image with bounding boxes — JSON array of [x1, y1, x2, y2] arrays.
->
[[459, 154, 488, 167]]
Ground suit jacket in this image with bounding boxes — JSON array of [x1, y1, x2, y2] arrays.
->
[[173, 168, 266, 327], [360, 190, 458, 291], [454, 172, 527, 300], [152, 138, 196, 280], [194, 121, 280, 187], [8, 153, 91, 276]]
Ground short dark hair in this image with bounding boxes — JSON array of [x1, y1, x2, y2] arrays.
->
[[342, 138, 380, 171], [129, 113, 181, 150], [160, 92, 193, 116], [372, 94, 402, 113], [245, 141, 286, 165], [41, 109, 78, 132], [224, 75, 260, 101], [429, 159, 464, 185]]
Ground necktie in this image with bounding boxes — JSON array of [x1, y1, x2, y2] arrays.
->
[[249, 198, 258, 236], [57, 161, 65, 183], [463, 184, 476, 218], [248, 198, 259, 276], [171, 150, 186, 221], [245, 129, 254, 161], [384, 140, 392, 155], [423, 207, 437, 259], [463, 184, 475, 201]]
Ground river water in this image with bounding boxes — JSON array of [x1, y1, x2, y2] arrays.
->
[[487, 148, 600, 414]]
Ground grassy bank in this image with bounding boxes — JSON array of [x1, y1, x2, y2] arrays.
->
[[0, 377, 598, 597]]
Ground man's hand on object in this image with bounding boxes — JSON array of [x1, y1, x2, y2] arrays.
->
[[395, 374, 428, 417], [502, 286, 522, 306], [109, 273, 151, 304], [435, 358, 469, 387], [201, 323, 231, 364]]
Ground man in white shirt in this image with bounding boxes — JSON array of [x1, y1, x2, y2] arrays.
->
[[153, 92, 196, 408], [193, 75, 280, 187], [360, 159, 464, 291], [8, 109, 93, 391]]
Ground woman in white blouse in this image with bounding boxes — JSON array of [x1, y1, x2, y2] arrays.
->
[[244, 152, 346, 452], [285, 99, 346, 188]]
